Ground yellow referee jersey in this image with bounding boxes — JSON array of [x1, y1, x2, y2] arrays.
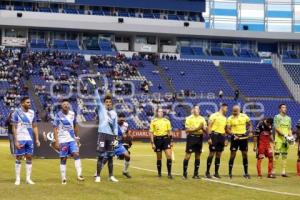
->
[[150, 117, 172, 136], [185, 115, 207, 135], [209, 112, 227, 134], [227, 113, 250, 135]]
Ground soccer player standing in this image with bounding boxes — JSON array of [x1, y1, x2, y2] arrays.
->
[[95, 89, 119, 183], [183, 106, 207, 179], [150, 108, 173, 179], [273, 104, 292, 177], [12, 97, 40, 185], [205, 103, 228, 179], [227, 105, 253, 179], [53, 99, 84, 184], [296, 119, 300, 176], [115, 112, 132, 178], [253, 118, 275, 178]]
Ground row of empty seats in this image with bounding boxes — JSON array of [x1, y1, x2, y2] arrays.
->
[[180, 46, 260, 61], [30, 39, 115, 52], [0, 5, 203, 22], [221, 62, 291, 97]]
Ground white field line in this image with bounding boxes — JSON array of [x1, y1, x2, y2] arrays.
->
[[111, 163, 300, 197]]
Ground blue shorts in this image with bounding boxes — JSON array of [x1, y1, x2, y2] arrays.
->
[[59, 141, 79, 158], [15, 140, 34, 156], [114, 144, 127, 157]]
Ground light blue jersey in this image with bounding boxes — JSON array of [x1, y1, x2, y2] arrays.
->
[[95, 90, 118, 135]]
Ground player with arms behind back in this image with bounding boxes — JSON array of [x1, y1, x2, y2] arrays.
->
[[12, 96, 40, 185], [253, 118, 275, 178], [150, 108, 173, 179], [53, 99, 84, 184]]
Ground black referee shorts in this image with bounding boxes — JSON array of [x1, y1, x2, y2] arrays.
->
[[154, 135, 171, 152], [230, 134, 248, 152], [186, 134, 203, 153], [209, 132, 226, 152]]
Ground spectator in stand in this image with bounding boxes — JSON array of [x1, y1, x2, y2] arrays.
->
[[219, 90, 224, 99], [234, 90, 240, 101]]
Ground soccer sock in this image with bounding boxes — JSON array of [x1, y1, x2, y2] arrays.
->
[[229, 157, 235, 175], [282, 156, 287, 175], [273, 154, 279, 174], [183, 159, 189, 176], [60, 160, 67, 180], [96, 156, 104, 177], [108, 157, 113, 177], [124, 160, 130, 173], [157, 160, 162, 175], [215, 157, 220, 175], [297, 159, 300, 175], [268, 157, 273, 175], [167, 159, 172, 175], [25, 160, 32, 181], [257, 159, 262, 176], [74, 157, 82, 177], [172, 151, 175, 161], [15, 160, 21, 181], [194, 159, 200, 176], [206, 156, 213, 174], [243, 157, 248, 175]]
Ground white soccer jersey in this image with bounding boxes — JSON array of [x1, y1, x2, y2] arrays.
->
[[12, 108, 36, 141], [53, 110, 77, 144], [120, 122, 129, 135]]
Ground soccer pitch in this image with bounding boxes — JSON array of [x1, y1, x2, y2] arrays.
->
[[0, 141, 299, 200]]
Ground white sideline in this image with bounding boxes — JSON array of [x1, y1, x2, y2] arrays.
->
[[114, 163, 300, 197]]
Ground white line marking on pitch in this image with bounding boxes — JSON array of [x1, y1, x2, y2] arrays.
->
[[114, 163, 300, 197]]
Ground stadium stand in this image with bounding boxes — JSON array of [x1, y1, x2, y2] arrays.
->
[[284, 64, 300, 84], [221, 62, 291, 97]]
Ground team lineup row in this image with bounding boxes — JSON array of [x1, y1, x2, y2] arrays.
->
[[6, 90, 300, 185]]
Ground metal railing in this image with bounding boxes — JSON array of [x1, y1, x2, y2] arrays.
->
[[271, 54, 300, 103]]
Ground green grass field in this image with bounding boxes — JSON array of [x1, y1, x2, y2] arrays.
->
[[0, 141, 299, 200]]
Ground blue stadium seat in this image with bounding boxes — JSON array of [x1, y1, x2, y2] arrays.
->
[[14, 6, 25, 11], [168, 14, 179, 20], [99, 40, 113, 52], [53, 40, 67, 49], [39, 7, 51, 12], [143, 13, 155, 19], [66, 40, 80, 50], [118, 12, 129, 17], [30, 39, 47, 49], [180, 46, 194, 56], [65, 9, 78, 14]]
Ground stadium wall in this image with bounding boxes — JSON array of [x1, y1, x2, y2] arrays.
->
[[35, 122, 185, 158]]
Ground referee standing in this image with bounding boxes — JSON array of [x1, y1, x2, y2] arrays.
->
[[227, 105, 253, 179], [205, 103, 228, 179], [183, 105, 207, 179], [150, 108, 173, 179]]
